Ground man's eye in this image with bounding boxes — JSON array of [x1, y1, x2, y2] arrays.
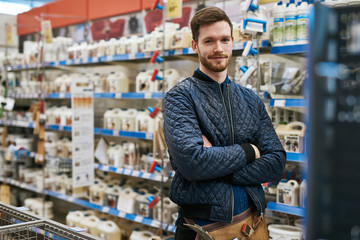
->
[[223, 39, 230, 42], [205, 40, 212, 43]]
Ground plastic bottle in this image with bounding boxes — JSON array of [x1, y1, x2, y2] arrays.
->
[[107, 72, 129, 93], [117, 187, 138, 214], [89, 181, 107, 205], [80, 215, 100, 236], [121, 109, 137, 131], [135, 110, 155, 133], [130, 229, 154, 240], [104, 185, 122, 209], [97, 219, 122, 240], [296, 0, 309, 44], [66, 210, 84, 227], [285, 0, 297, 45], [273, 1, 286, 46]]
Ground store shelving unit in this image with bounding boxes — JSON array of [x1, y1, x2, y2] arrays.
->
[[0, 177, 173, 233], [6, 41, 271, 72]]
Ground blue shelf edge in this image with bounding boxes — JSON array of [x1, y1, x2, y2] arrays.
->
[[286, 152, 307, 162], [270, 44, 309, 54], [270, 98, 307, 107], [94, 163, 163, 181], [267, 201, 305, 217]]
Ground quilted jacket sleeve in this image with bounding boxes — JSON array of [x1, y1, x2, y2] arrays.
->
[[230, 97, 286, 185], [164, 86, 249, 182]]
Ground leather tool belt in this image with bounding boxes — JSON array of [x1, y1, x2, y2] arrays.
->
[[183, 207, 268, 240]]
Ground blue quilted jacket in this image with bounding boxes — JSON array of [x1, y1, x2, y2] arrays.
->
[[164, 71, 286, 222]]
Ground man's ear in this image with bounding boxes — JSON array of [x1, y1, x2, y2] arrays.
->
[[191, 39, 198, 54]]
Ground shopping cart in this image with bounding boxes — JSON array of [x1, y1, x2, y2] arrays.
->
[[0, 202, 102, 240]]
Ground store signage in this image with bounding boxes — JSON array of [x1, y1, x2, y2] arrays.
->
[[166, 0, 182, 19], [41, 20, 53, 44], [5, 23, 12, 45], [71, 78, 94, 188]]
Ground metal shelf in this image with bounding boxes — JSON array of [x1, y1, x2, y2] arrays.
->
[[0, 177, 172, 233], [286, 152, 307, 163], [0, 121, 153, 140], [94, 164, 166, 182], [7, 40, 270, 70], [270, 44, 308, 54], [267, 201, 305, 217], [47, 92, 165, 99]]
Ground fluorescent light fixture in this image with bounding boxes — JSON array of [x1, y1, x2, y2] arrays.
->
[[0, 2, 31, 15]]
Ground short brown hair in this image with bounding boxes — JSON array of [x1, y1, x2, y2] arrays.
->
[[191, 6, 233, 42]]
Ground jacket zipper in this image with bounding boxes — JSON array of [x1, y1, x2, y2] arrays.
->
[[217, 84, 234, 145], [226, 85, 235, 145], [218, 84, 235, 219], [246, 186, 264, 217]]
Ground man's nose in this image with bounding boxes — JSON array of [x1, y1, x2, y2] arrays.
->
[[213, 41, 224, 53]]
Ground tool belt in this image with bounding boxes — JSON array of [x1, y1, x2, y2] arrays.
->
[[183, 207, 268, 240]]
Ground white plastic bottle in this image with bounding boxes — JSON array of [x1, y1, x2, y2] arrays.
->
[[80, 215, 100, 236], [296, 0, 309, 44], [285, 0, 297, 45], [273, 1, 286, 46], [97, 219, 122, 240]]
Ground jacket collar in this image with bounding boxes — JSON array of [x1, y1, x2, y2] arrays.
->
[[193, 68, 230, 86]]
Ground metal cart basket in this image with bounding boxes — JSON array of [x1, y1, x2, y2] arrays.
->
[[0, 202, 102, 240]]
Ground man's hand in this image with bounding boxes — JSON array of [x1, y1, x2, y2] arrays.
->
[[202, 135, 212, 148], [250, 144, 260, 159]]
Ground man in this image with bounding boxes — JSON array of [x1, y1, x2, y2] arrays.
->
[[164, 6, 286, 240]]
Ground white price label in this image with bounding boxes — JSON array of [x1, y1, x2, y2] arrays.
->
[[144, 93, 152, 99], [116, 168, 124, 174], [67, 196, 74, 202], [150, 220, 161, 228], [113, 130, 119, 136], [155, 175, 162, 181], [132, 170, 140, 177], [66, 60, 72, 65], [69, 227, 86, 232], [59, 93, 65, 98], [107, 55, 114, 62], [118, 211, 126, 218], [102, 207, 110, 213], [123, 169, 132, 175], [142, 172, 151, 179], [134, 216, 143, 223], [115, 93, 122, 99], [274, 100, 286, 107], [75, 59, 81, 64], [92, 57, 98, 63], [146, 133, 153, 139], [102, 165, 109, 171]]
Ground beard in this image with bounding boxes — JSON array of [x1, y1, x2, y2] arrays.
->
[[198, 50, 232, 72]]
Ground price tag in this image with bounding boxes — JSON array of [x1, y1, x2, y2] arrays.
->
[[146, 133, 153, 139], [92, 57, 98, 63], [67, 196, 74, 202], [134, 216, 143, 223], [166, 0, 182, 19], [128, 53, 135, 59], [144, 93, 152, 99], [123, 169, 132, 175], [115, 93, 122, 99], [75, 58, 81, 64], [132, 170, 140, 177], [116, 168, 124, 174], [274, 100, 286, 107], [142, 172, 151, 179], [118, 211, 126, 218], [150, 220, 161, 228], [66, 60, 72, 65], [155, 175, 162, 181], [59, 93, 65, 99], [102, 165, 109, 171], [59, 125, 64, 131], [107, 55, 114, 62], [102, 207, 110, 213], [113, 130, 119, 136]]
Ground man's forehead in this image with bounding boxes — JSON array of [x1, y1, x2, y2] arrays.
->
[[198, 21, 232, 38]]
